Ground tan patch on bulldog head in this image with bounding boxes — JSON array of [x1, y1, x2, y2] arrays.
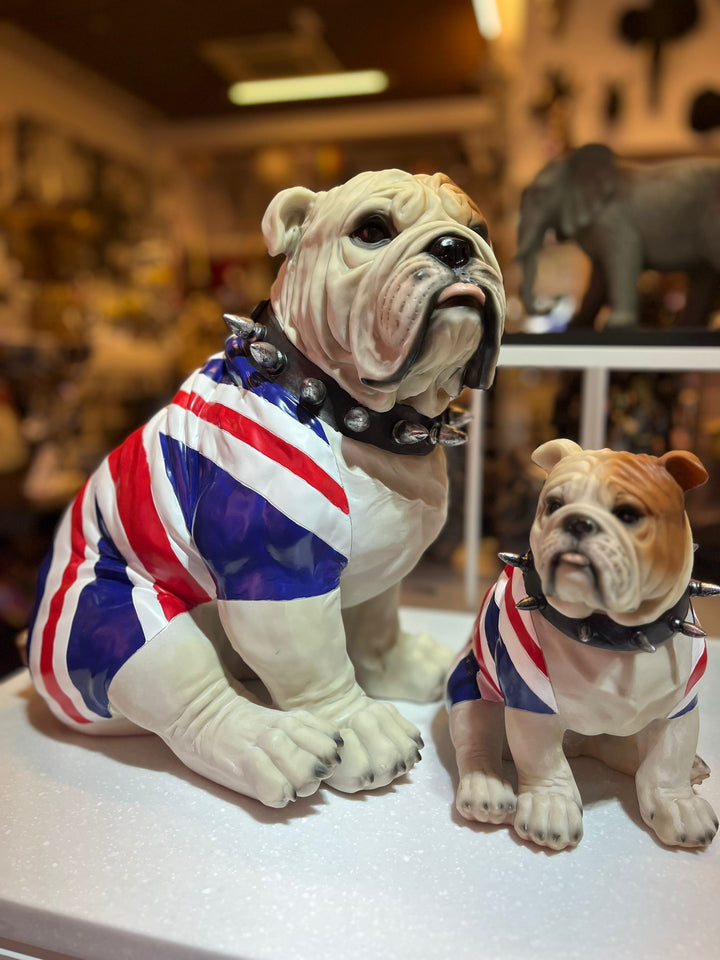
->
[[529, 440, 707, 624]]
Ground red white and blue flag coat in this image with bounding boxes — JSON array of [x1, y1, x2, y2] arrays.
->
[[447, 565, 707, 720], [28, 352, 354, 728]]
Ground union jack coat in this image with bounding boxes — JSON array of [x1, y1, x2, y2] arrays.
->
[[447, 565, 707, 720], [28, 351, 356, 728]]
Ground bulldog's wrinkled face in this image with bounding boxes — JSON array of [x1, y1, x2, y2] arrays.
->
[[262, 169, 506, 416], [529, 440, 708, 625]]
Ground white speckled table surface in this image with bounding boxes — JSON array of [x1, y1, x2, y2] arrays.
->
[[1, 608, 719, 960]]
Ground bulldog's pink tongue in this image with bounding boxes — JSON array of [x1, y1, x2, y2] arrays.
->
[[437, 283, 486, 307], [558, 552, 590, 568]]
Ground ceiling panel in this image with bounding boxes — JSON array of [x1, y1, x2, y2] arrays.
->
[[0, 0, 487, 120]]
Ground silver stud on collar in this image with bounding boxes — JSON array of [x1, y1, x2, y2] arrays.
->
[[436, 423, 467, 447], [393, 420, 430, 445], [299, 377, 327, 409], [249, 341, 286, 375], [578, 624, 594, 644], [344, 406, 371, 433]]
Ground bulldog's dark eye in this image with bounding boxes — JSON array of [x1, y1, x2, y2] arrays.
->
[[472, 221, 490, 242], [545, 497, 563, 515], [613, 504, 643, 525], [351, 215, 393, 247]]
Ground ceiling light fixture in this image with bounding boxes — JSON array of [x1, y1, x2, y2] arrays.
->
[[228, 70, 389, 106], [472, 0, 502, 40]]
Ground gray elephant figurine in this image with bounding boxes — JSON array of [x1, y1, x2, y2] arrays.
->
[[517, 143, 720, 328]]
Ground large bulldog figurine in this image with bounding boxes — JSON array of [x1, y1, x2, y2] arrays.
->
[[28, 169, 506, 807], [448, 440, 718, 849]]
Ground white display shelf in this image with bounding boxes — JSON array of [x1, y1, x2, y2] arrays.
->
[[1, 608, 719, 960]]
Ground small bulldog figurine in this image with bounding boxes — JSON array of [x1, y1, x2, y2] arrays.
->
[[27, 169, 505, 807], [448, 439, 718, 849]]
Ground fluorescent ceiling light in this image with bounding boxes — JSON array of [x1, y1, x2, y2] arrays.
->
[[473, 0, 502, 40], [228, 70, 389, 106]]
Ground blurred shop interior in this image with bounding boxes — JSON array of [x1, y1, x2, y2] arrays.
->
[[1, 0, 720, 675]]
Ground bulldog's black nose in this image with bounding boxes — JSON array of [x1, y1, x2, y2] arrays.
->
[[563, 515, 597, 539], [427, 235, 473, 269]]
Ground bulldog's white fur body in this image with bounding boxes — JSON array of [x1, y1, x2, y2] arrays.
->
[[33, 169, 505, 808], [450, 439, 718, 849]]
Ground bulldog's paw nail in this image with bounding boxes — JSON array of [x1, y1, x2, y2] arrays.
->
[[314, 764, 331, 778], [334, 734, 344, 747]]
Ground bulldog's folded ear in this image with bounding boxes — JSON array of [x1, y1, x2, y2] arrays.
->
[[262, 186, 317, 258], [531, 438, 583, 472], [658, 450, 709, 491]]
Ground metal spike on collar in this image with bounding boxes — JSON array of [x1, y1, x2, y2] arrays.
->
[[671, 618, 707, 639], [299, 377, 327, 409], [436, 423, 467, 447], [578, 623, 594, 644], [632, 630, 656, 653], [344, 406, 371, 433], [689, 579, 720, 598], [249, 341, 286, 375], [223, 313, 256, 339], [498, 551, 532, 570], [516, 595, 546, 611], [393, 420, 430, 445]]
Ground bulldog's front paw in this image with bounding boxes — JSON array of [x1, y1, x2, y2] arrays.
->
[[320, 698, 423, 793], [456, 772, 517, 824], [357, 630, 455, 703], [514, 792, 584, 850], [165, 704, 344, 809], [639, 790, 718, 847]]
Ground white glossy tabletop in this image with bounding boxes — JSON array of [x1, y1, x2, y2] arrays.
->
[[1, 608, 719, 960]]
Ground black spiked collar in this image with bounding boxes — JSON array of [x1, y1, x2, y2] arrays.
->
[[498, 550, 712, 653], [222, 301, 469, 456]]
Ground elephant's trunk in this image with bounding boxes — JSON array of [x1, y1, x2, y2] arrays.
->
[[517, 251, 547, 315]]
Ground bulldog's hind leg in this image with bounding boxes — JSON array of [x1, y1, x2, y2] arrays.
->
[[107, 611, 344, 807], [564, 731, 711, 785], [342, 584, 454, 702], [634, 710, 718, 847], [449, 699, 517, 824]]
